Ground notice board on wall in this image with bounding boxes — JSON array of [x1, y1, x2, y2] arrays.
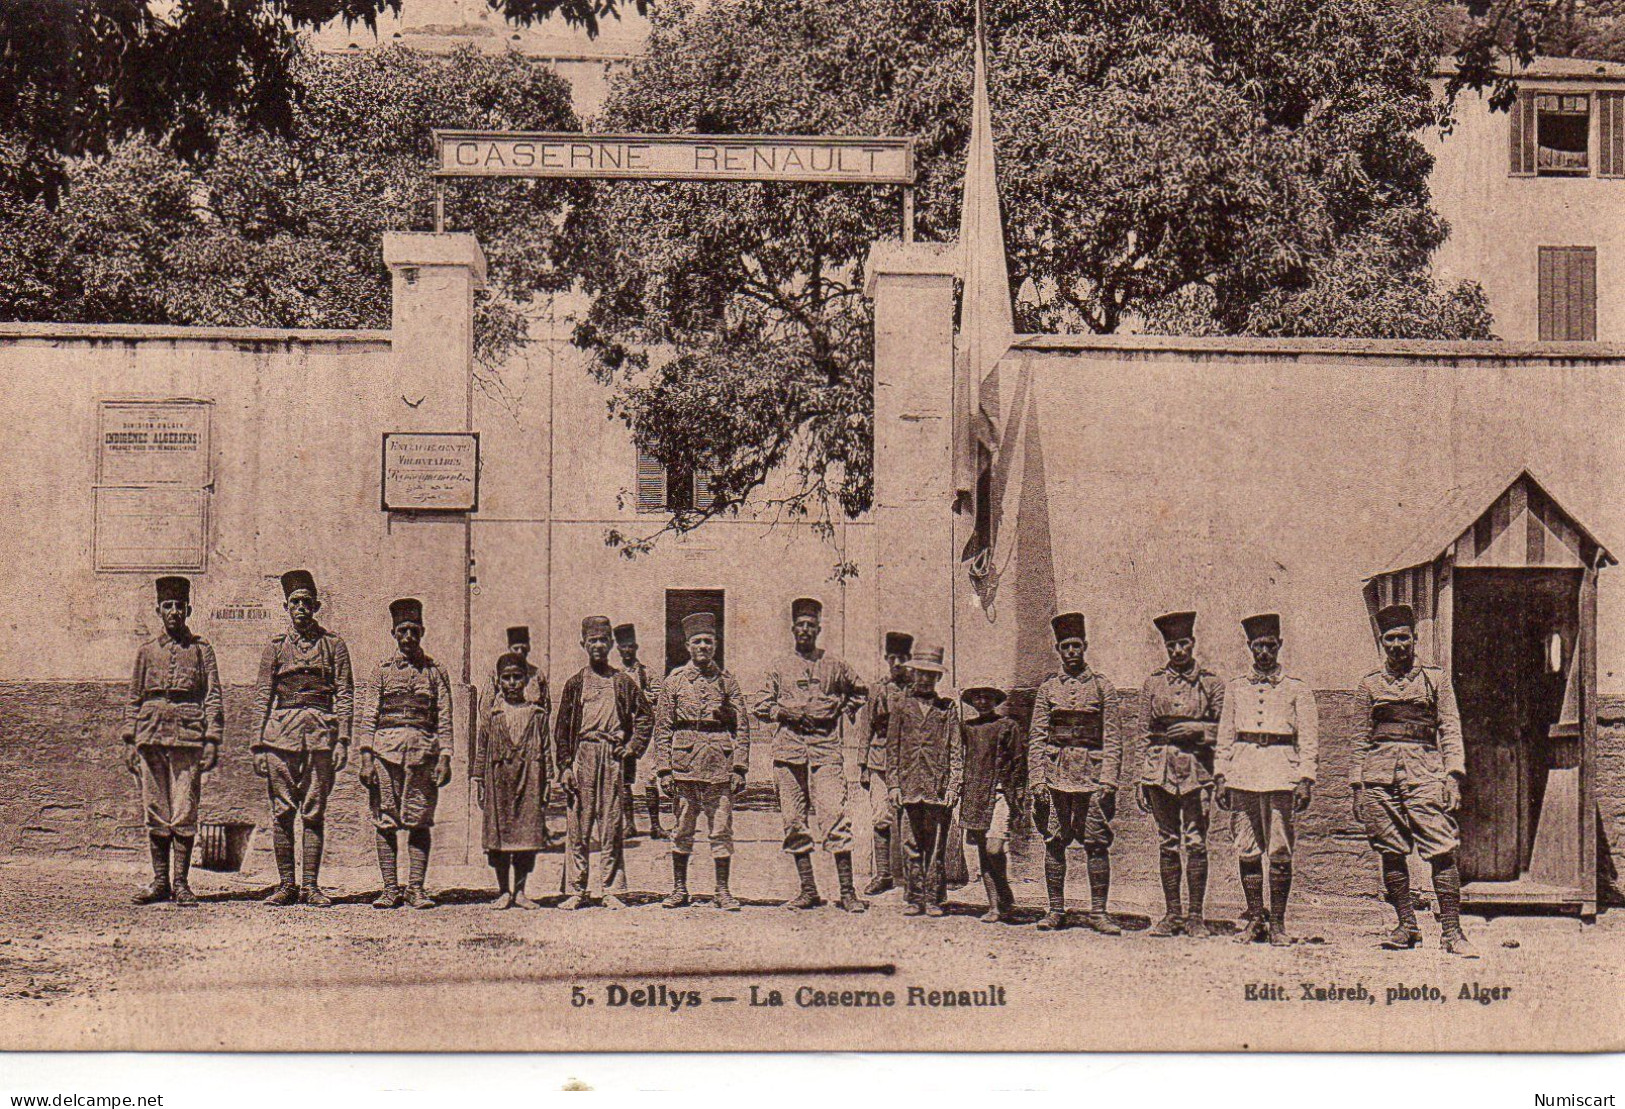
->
[[94, 399, 213, 572]]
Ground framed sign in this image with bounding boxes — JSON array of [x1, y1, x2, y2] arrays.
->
[[381, 432, 480, 512], [93, 486, 208, 572], [97, 399, 212, 486]]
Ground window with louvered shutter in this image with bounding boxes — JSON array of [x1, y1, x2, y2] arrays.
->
[[635, 449, 667, 513], [1538, 246, 1598, 341], [1511, 92, 1537, 176], [1599, 92, 1625, 177], [693, 466, 717, 510]]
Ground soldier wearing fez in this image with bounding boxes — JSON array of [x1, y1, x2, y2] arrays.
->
[[859, 631, 914, 897], [655, 611, 750, 911], [1355, 603, 1476, 957], [1137, 611, 1225, 938], [251, 569, 354, 907], [884, 642, 963, 917], [122, 575, 224, 906], [358, 598, 454, 910], [1028, 612, 1122, 933], [1215, 613, 1318, 945], [555, 616, 650, 909], [614, 622, 663, 842], [756, 597, 870, 912]]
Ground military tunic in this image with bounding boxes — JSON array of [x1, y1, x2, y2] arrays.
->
[[252, 626, 354, 827], [1354, 663, 1464, 859], [122, 630, 224, 838], [755, 649, 867, 855], [1028, 668, 1120, 846], [1139, 663, 1224, 854], [360, 653, 454, 830], [654, 661, 751, 857], [1215, 668, 1318, 860]]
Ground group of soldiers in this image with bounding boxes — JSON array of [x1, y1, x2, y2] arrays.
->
[[121, 572, 1478, 956]]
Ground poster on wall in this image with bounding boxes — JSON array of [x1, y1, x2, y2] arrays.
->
[[381, 432, 479, 512], [92, 486, 208, 572], [96, 399, 213, 486]]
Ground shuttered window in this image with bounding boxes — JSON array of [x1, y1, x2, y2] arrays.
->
[[1510, 92, 1536, 176], [635, 448, 718, 513], [1538, 247, 1598, 341], [1599, 92, 1625, 177]]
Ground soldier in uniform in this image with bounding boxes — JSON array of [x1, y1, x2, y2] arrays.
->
[[121, 575, 224, 907], [1028, 612, 1122, 934], [1355, 603, 1476, 957], [250, 569, 354, 907], [859, 631, 913, 897], [554, 615, 651, 909], [755, 597, 869, 912], [959, 681, 1023, 923], [475, 651, 550, 910], [1215, 613, 1318, 945], [1137, 611, 1225, 938], [615, 622, 663, 842], [358, 598, 454, 910], [654, 612, 751, 911], [884, 642, 963, 918]]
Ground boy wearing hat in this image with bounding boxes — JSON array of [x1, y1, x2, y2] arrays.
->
[[491, 626, 552, 846], [358, 598, 454, 910], [1215, 613, 1318, 945], [755, 596, 869, 912], [959, 681, 1023, 923], [1028, 612, 1122, 933], [474, 651, 550, 909], [250, 570, 355, 907], [614, 622, 663, 843], [1137, 611, 1225, 937], [884, 642, 962, 917], [654, 611, 751, 910], [121, 576, 224, 906], [1355, 603, 1474, 957], [859, 631, 914, 897], [554, 616, 651, 909]]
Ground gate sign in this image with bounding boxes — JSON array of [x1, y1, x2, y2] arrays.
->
[[381, 432, 480, 512], [433, 131, 915, 185]]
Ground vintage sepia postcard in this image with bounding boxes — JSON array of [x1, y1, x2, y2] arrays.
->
[[2, 0, 1623, 1055]]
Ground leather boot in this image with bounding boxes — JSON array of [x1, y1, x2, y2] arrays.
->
[[714, 858, 741, 911], [170, 835, 198, 906], [784, 853, 822, 910], [1036, 843, 1068, 930], [1236, 856, 1267, 943], [1380, 854, 1421, 949], [266, 817, 299, 905], [1433, 854, 1478, 958], [662, 853, 691, 908], [864, 827, 895, 896], [300, 823, 331, 906], [1150, 851, 1183, 936], [646, 784, 666, 840], [134, 834, 171, 904], [1267, 857, 1293, 945], [1184, 848, 1210, 937], [1084, 848, 1120, 935], [834, 851, 867, 913]]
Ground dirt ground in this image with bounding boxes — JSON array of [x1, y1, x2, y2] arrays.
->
[[2, 812, 1622, 1053]]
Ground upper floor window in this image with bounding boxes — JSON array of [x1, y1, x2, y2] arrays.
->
[[1511, 90, 1625, 178], [636, 448, 717, 514]]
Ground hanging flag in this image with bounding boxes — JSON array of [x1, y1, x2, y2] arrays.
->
[[955, 0, 1015, 507]]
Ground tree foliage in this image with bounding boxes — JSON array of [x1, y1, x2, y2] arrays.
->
[[0, 45, 583, 371], [565, 0, 1491, 548], [0, 0, 644, 204]]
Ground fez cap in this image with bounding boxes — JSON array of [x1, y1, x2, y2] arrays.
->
[[960, 682, 1007, 706], [1375, 603, 1416, 634], [791, 597, 822, 621], [155, 576, 191, 605], [613, 622, 638, 647], [1153, 611, 1197, 641], [390, 598, 424, 628], [883, 631, 915, 658], [907, 642, 947, 674], [682, 611, 718, 640], [495, 650, 528, 675], [280, 569, 317, 600], [506, 626, 530, 647], [581, 615, 613, 638], [1241, 613, 1281, 641], [1051, 612, 1087, 643]]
